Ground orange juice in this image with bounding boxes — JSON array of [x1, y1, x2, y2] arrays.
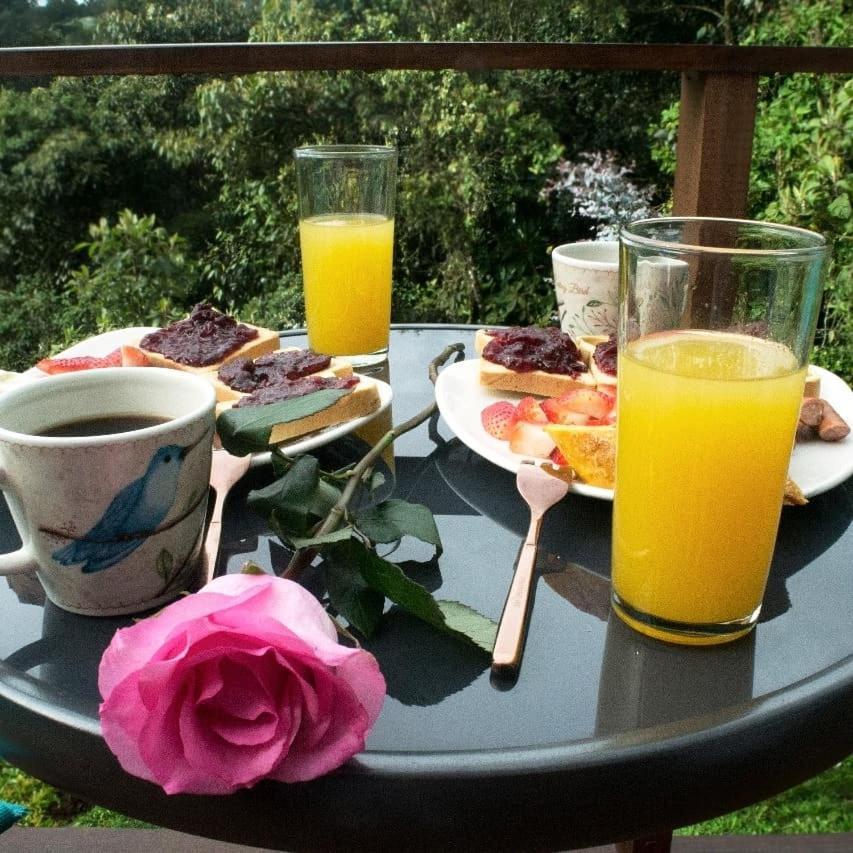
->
[[299, 213, 394, 356], [612, 330, 805, 644]]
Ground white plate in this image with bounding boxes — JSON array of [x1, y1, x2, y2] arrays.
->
[[435, 359, 611, 500], [434, 358, 853, 501], [23, 326, 160, 374], [24, 327, 393, 462]]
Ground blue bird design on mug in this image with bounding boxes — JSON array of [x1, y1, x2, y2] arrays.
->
[[52, 444, 190, 574]]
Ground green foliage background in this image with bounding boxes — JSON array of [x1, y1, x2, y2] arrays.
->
[[1, 0, 847, 379], [0, 0, 851, 835]]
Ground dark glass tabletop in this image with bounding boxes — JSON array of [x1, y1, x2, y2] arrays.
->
[[1, 325, 851, 851]]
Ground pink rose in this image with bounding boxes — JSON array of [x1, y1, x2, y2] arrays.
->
[[98, 573, 385, 795]]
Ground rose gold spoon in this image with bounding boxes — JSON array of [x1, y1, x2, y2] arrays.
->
[[203, 446, 252, 583], [491, 461, 570, 677]]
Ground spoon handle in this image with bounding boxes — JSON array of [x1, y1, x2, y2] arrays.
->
[[202, 488, 228, 584], [491, 512, 542, 675]]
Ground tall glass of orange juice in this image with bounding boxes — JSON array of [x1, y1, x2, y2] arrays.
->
[[613, 218, 828, 645], [294, 145, 397, 367]]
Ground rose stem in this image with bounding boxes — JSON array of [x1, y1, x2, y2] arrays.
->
[[282, 343, 465, 581]]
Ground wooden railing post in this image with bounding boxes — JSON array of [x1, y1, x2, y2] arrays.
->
[[672, 71, 760, 218]]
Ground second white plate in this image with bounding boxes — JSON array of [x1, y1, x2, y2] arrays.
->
[[434, 358, 853, 501]]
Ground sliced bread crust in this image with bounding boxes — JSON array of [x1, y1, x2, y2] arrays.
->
[[216, 375, 381, 445], [477, 329, 595, 397]]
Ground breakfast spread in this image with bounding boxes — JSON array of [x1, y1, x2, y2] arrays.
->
[[587, 335, 618, 386], [32, 307, 384, 447], [477, 325, 850, 501], [212, 344, 381, 444], [219, 349, 333, 392], [137, 303, 278, 372]]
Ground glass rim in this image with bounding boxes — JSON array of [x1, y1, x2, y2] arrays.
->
[[620, 217, 828, 257], [293, 144, 397, 160]]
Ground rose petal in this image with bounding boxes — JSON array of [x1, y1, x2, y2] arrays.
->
[[203, 574, 338, 648], [98, 574, 387, 794], [271, 669, 370, 783]]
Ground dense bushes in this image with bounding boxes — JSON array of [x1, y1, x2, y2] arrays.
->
[[0, 0, 849, 381], [651, 1, 852, 379]]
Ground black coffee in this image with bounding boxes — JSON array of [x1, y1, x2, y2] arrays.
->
[[38, 414, 171, 438]]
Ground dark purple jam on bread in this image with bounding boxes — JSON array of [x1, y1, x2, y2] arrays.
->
[[219, 350, 332, 393], [140, 303, 259, 367], [234, 375, 359, 408], [592, 335, 618, 377], [483, 326, 587, 376]]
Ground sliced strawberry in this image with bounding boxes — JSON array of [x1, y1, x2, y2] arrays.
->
[[552, 388, 613, 421], [36, 348, 122, 374], [508, 421, 556, 459], [121, 344, 151, 367], [597, 384, 617, 405], [550, 447, 569, 467], [516, 396, 548, 424], [541, 397, 590, 425], [600, 396, 617, 424], [481, 400, 518, 440]]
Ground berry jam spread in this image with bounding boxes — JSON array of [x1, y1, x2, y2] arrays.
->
[[140, 304, 259, 367], [593, 334, 618, 377], [234, 375, 359, 408], [482, 326, 587, 375], [218, 350, 332, 393]]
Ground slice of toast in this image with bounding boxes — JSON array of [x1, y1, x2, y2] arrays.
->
[[209, 348, 353, 404], [216, 374, 381, 445], [579, 335, 617, 387], [576, 334, 609, 366], [476, 328, 595, 398], [136, 306, 279, 374]]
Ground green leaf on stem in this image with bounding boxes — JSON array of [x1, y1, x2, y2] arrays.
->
[[328, 539, 493, 652], [355, 499, 443, 554], [435, 601, 498, 653], [323, 546, 385, 637], [248, 455, 339, 541], [290, 528, 353, 549], [217, 388, 352, 456]]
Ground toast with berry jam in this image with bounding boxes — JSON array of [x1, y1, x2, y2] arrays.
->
[[576, 334, 618, 387], [209, 347, 353, 404], [216, 372, 382, 445], [136, 304, 279, 374], [476, 327, 597, 397]]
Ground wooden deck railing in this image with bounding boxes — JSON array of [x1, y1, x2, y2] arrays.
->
[[0, 42, 851, 219]]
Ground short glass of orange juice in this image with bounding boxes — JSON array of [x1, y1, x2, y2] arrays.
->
[[294, 144, 397, 368], [612, 218, 828, 645]]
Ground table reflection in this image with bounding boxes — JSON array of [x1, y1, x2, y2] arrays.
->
[[596, 614, 756, 734], [4, 599, 133, 716]]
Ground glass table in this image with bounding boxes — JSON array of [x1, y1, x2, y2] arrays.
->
[[1, 325, 851, 851]]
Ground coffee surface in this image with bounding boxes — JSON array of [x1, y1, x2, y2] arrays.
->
[[38, 414, 170, 438]]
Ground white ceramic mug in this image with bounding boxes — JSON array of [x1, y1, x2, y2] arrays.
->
[[0, 368, 215, 615], [551, 241, 619, 338]]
